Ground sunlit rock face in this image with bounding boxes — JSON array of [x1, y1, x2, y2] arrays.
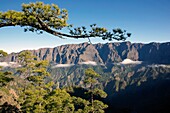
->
[[0, 42, 170, 65]]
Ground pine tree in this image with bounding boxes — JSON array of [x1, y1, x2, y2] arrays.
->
[[83, 68, 108, 113], [17, 51, 48, 112], [0, 2, 131, 41], [0, 50, 13, 86], [16, 51, 76, 113], [17, 51, 37, 79], [0, 71, 13, 87]]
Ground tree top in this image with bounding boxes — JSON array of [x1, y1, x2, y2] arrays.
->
[[0, 2, 131, 41]]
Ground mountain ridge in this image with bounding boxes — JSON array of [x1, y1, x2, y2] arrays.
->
[[1, 41, 170, 64], [1, 41, 170, 113]]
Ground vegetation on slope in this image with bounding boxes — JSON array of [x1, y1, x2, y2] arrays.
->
[[0, 51, 108, 113]]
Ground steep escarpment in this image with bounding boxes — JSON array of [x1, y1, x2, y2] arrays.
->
[[1, 42, 170, 64], [1, 41, 170, 113]]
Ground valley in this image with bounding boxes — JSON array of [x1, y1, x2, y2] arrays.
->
[[1, 42, 170, 112]]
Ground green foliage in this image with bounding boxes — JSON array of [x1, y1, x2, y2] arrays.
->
[[0, 50, 8, 57], [92, 88, 107, 98], [45, 89, 74, 113], [17, 51, 36, 78], [16, 51, 52, 112], [16, 64, 108, 112], [17, 51, 50, 84], [18, 51, 36, 66], [19, 84, 47, 112], [0, 2, 131, 41], [0, 50, 110, 113], [28, 60, 50, 85], [0, 71, 13, 87], [22, 2, 68, 28], [92, 100, 108, 113], [16, 51, 78, 112], [84, 68, 100, 85], [0, 102, 21, 113], [84, 68, 108, 113]]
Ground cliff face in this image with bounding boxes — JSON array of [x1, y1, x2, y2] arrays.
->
[[1, 42, 170, 113], [1, 41, 170, 64]]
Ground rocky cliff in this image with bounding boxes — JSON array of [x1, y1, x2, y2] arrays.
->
[[1, 41, 170, 64], [1, 41, 170, 113]]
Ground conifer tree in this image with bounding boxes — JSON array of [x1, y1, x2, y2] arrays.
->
[[0, 2, 131, 41], [84, 68, 108, 113], [17, 51, 37, 79], [17, 51, 78, 113], [17, 51, 49, 112], [0, 2, 133, 112], [0, 50, 13, 87], [0, 71, 13, 87], [20, 60, 50, 112]]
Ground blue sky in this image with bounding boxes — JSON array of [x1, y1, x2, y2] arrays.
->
[[0, 0, 170, 53]]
